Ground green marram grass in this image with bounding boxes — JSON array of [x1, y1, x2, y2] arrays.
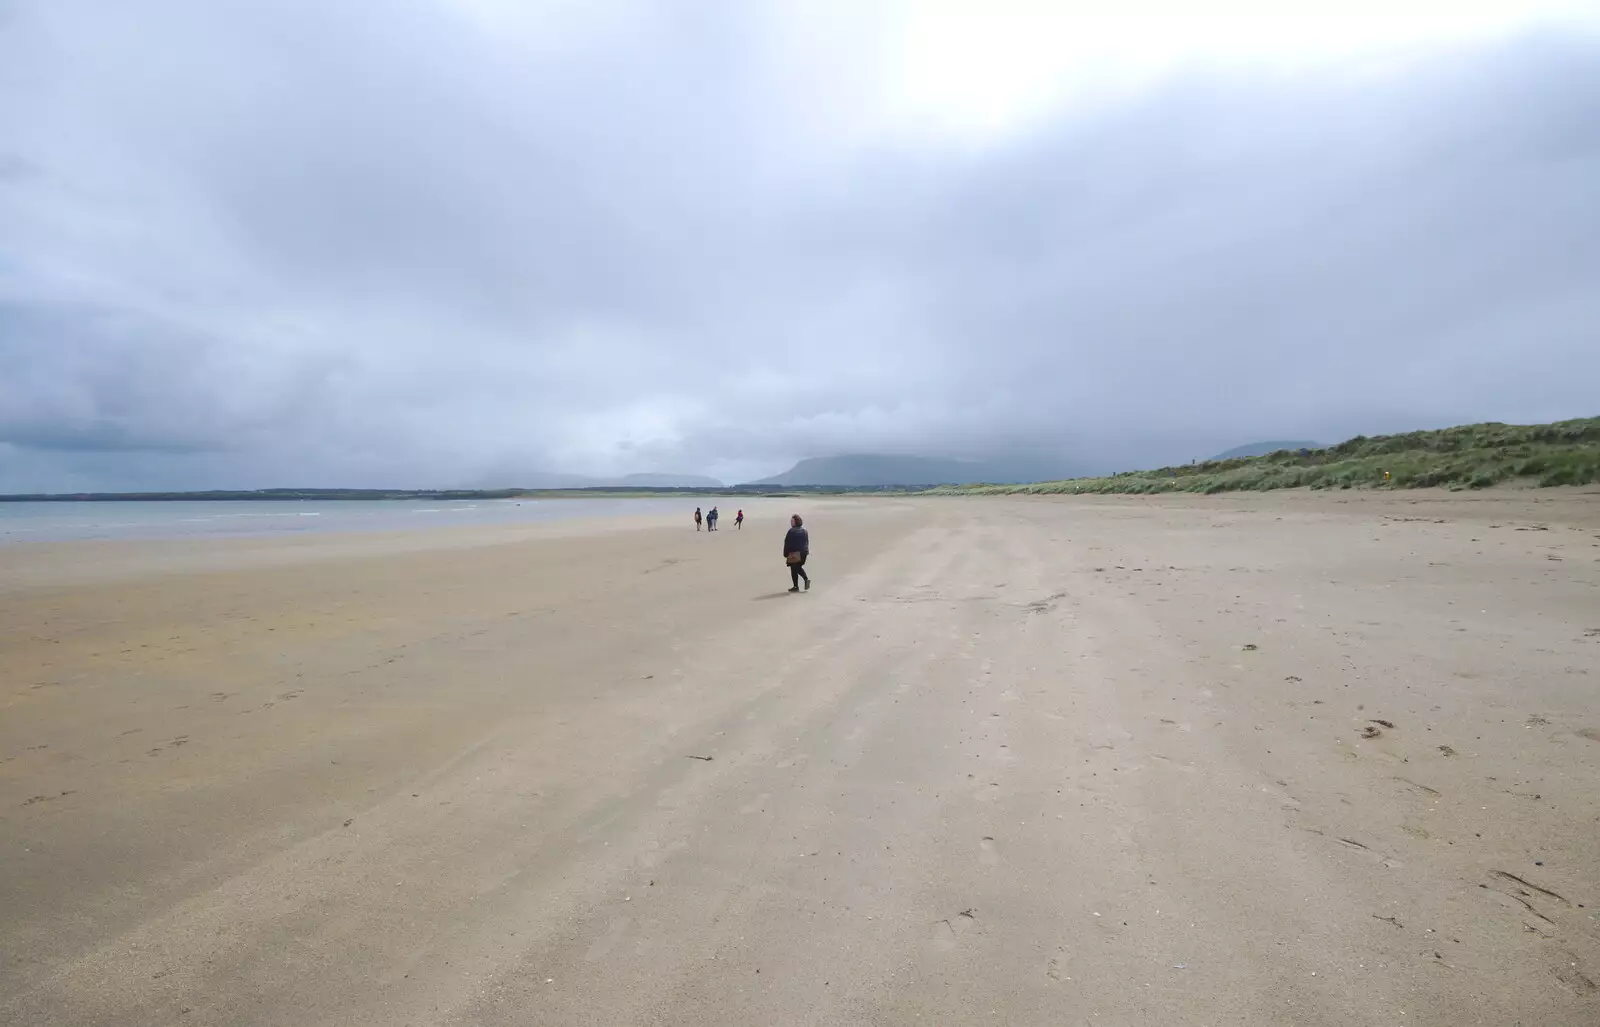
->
[[925, 418, 1600, 496]]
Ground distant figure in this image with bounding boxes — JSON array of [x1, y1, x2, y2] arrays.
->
[[694, 507, 702, 531], [707, 507, 718, 531], [735, 509, 744, 530], [783, 514, 810, 592], [1383, 470, 1391, 483]]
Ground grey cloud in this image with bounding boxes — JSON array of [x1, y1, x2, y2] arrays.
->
[[1, 3, 1597, 491]]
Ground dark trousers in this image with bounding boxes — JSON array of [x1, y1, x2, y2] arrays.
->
[[789, 554, 809, 587]]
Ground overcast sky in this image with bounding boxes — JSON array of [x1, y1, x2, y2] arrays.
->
[[2, 1, 1597, 490]]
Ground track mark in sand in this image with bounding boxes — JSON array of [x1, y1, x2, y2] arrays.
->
[[1553, 957, 1598, 995], [979, 837, 1000, 865], [865, 591, 999, 606], [1025, 592, 1070, 614], [1401, 818, 1432, 840], [1393, 777, 1441, 797], [1577, 728, 1600, 743], [21, 790, 75, 807], [1482, 884, 1557, 925], [1437, 744, 1458, 756], [1490, 870, 1571, 906], [1301, 831, 1404, 869]]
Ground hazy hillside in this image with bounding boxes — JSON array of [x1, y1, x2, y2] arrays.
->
[[475, 471, 724, 489], [929, 418, 1600, 495], [746, 454, 1066, 487], [618, 473, 724, 488], [1211, 440, 1323, 460]]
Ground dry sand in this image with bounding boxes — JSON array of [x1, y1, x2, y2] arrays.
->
[[3, 490, 1598, 1025]]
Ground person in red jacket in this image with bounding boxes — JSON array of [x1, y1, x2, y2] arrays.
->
[[735, 509, 744, 530]]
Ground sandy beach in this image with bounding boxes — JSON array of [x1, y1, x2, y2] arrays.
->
[[3, 490, 1597, 1026]]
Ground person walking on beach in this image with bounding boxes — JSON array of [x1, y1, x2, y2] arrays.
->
[[735, 509, 744, 530], [783, 514, 810, 592], [694, 507, 702, 531], [707, 507, 718, 531]]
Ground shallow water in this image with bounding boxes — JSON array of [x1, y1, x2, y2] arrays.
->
[[0, 498, 686, 544]]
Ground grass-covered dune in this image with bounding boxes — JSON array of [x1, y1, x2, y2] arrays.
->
[[927, 418, 1600, 496]]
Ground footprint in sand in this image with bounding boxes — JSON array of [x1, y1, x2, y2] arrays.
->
[[583, 916, 632, 961], [928, 911, 979, 953], [926, 908, 980, 953], [635, 836, 688, 869], [979, 836, 1000, 865], [928, 920, 959, 952], [1551, 954, 1597, 995]]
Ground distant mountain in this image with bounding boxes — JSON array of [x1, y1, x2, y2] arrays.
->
[[618, 473, 724, 488], [469, 471, 724, 489], [745, 454, 1065, 487], [1211, 440, 1323, 461]]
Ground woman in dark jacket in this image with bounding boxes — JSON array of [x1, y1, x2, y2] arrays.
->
[[783, 514, 810, 592]]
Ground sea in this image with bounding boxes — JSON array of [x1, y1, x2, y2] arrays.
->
[[0, 498, 687, 544]]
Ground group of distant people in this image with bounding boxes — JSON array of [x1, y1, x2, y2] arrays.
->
[[692, 506, 742, 531], [693, 507, 810, 592]]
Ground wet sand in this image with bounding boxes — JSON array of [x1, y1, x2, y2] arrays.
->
[[3, 490, 1597, 1025]]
